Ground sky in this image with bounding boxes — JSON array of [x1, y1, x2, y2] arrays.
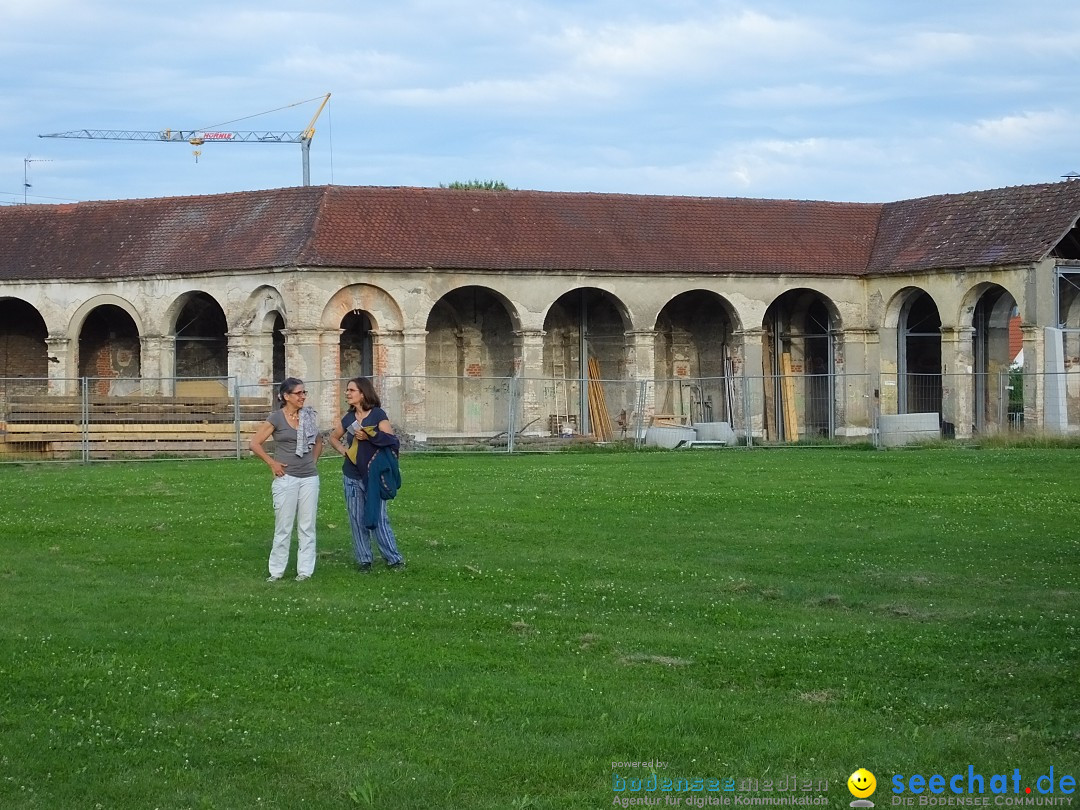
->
[[3, 0, 1079, 207]]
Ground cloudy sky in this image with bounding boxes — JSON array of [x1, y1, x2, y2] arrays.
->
[[3, 0, 1079, 206]]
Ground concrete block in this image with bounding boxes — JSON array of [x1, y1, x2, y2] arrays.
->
[[879, 412, 939, 447], [693, 421, 737, 444]]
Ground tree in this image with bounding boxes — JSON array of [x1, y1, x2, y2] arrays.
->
[[440, 180, 510, 191]]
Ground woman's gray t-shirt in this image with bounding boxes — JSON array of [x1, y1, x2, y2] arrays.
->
[[266, 409, 318, 478]]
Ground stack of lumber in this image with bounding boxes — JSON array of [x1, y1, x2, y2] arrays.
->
[[587, 357, 614, 441], [1, 394, 269, 458]]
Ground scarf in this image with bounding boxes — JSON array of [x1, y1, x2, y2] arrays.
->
[[295, 405, 319, 457]]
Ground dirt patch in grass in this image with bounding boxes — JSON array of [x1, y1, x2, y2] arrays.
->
[[815, 594, 845, 608], [881, 603, 934, 620], [619, 652, 693, 667], [579, 633, 601, 650]]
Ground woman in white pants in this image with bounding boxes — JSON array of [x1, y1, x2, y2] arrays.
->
[[250, 378, 322, 582]]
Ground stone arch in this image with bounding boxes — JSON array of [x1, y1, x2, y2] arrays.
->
[[340, 311, 375, 380], [233, 286, 287, 387], [234, 285, 287, 332], [0, 298, 49, 404], [322, 284, 407, 385], [653, 290, 740, 423], [170, 291, 228, 379], [542, 287, 632, 437], [68, 294, 145, 339], [65, 295, 144, 394], [321, 284, 406, 333], [959, 283, 1019, 432], [424, 285, 520, 435], [78, 304, 142, 396], [887, 288, 942, 416], [761, 288, 842, 440]]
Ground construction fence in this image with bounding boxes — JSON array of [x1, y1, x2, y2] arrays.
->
[[0, 368, 1072, 463]]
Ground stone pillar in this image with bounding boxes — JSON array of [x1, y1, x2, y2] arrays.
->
[[514, 329, 547, 435], [838, 328, 878, 435], [734, 328, 766, 440], [226, 331, 266, 395], [284, 329, 332, 427], [370, 328, 405, 428], [625, 330, 656, 430], [1020, 324, 1044, 430], [46, 335, 73, 396], [1042, 327, 1068, 433], [398, 328, 428, 436], [940, 326, 975, 438], [139, 334, 175, 396]]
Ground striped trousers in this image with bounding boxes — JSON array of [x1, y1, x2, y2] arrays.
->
[[343, 475, 403, 566]]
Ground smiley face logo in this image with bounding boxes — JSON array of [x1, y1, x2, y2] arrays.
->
[[848, 768, 877, 798]]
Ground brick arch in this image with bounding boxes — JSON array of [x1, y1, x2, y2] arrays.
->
[[321, 284, 405, 333]]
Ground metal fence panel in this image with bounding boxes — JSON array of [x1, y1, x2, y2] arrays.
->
[[0, 376, 264, 463], [5, 367, 1080, 462]]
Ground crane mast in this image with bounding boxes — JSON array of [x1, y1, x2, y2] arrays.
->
[[39, 93, 331, 186]]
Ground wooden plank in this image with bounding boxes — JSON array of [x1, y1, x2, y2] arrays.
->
[[5, 424, 263, 442], [762, 332, 776, 440], [781, 352, 800, 441], [6, 422, 259, 434], [587, 357, 614, 441]]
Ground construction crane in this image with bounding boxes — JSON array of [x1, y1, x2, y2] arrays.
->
[[39, 93, 331, 186]]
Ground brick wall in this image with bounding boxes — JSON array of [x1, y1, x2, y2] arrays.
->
[[0, 301, 48, 378]]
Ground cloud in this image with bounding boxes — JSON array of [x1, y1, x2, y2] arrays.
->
[[380, 74, 617, 108], [726, 83, 866, 110], [963, 110, 1073, 148], [859, 30, 982, 73], [552, 10, 824, 78]]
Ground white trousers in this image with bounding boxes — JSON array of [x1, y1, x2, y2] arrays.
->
[[269, 474, 320, 578]]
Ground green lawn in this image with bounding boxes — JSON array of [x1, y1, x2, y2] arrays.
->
[[1, 449, 1077, 809]]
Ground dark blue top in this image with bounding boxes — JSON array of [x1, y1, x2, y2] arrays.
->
[[341, 407, 389, 480]]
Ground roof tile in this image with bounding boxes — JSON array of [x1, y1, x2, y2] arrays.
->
[[2, 181, 1079, 282]]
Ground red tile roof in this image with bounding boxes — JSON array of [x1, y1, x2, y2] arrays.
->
[[870, 181, 1080, 273], [303, 187, 880, 275], [2, 181, 1079, 282], [0, 187, 323, 281]]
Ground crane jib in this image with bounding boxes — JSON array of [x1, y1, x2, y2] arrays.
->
[[36, 92, 330, 186]]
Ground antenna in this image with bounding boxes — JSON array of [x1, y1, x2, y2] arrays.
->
[[23, 156, 53, 204]]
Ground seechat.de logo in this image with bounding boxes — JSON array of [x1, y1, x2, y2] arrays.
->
[[891, 766, 1076, 804]]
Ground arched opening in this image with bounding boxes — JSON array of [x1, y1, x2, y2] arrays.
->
[[272, 313, 286, 385], [0, 298, 49, 407], [970, 286, 1017, 432], [174, 293, 228, 380], [899, 291, 942, 415], [78, 304, 141, 396], [340, 310, 374, 380], [543, 288, 630, 438], [762, 290, 837, 440], [654, 291, 736, 425], [425, 286, 516, 435], [0, 298, 48, 380]]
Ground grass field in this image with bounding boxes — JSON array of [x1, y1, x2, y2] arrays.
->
[[1, 448, 1078, 809]]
